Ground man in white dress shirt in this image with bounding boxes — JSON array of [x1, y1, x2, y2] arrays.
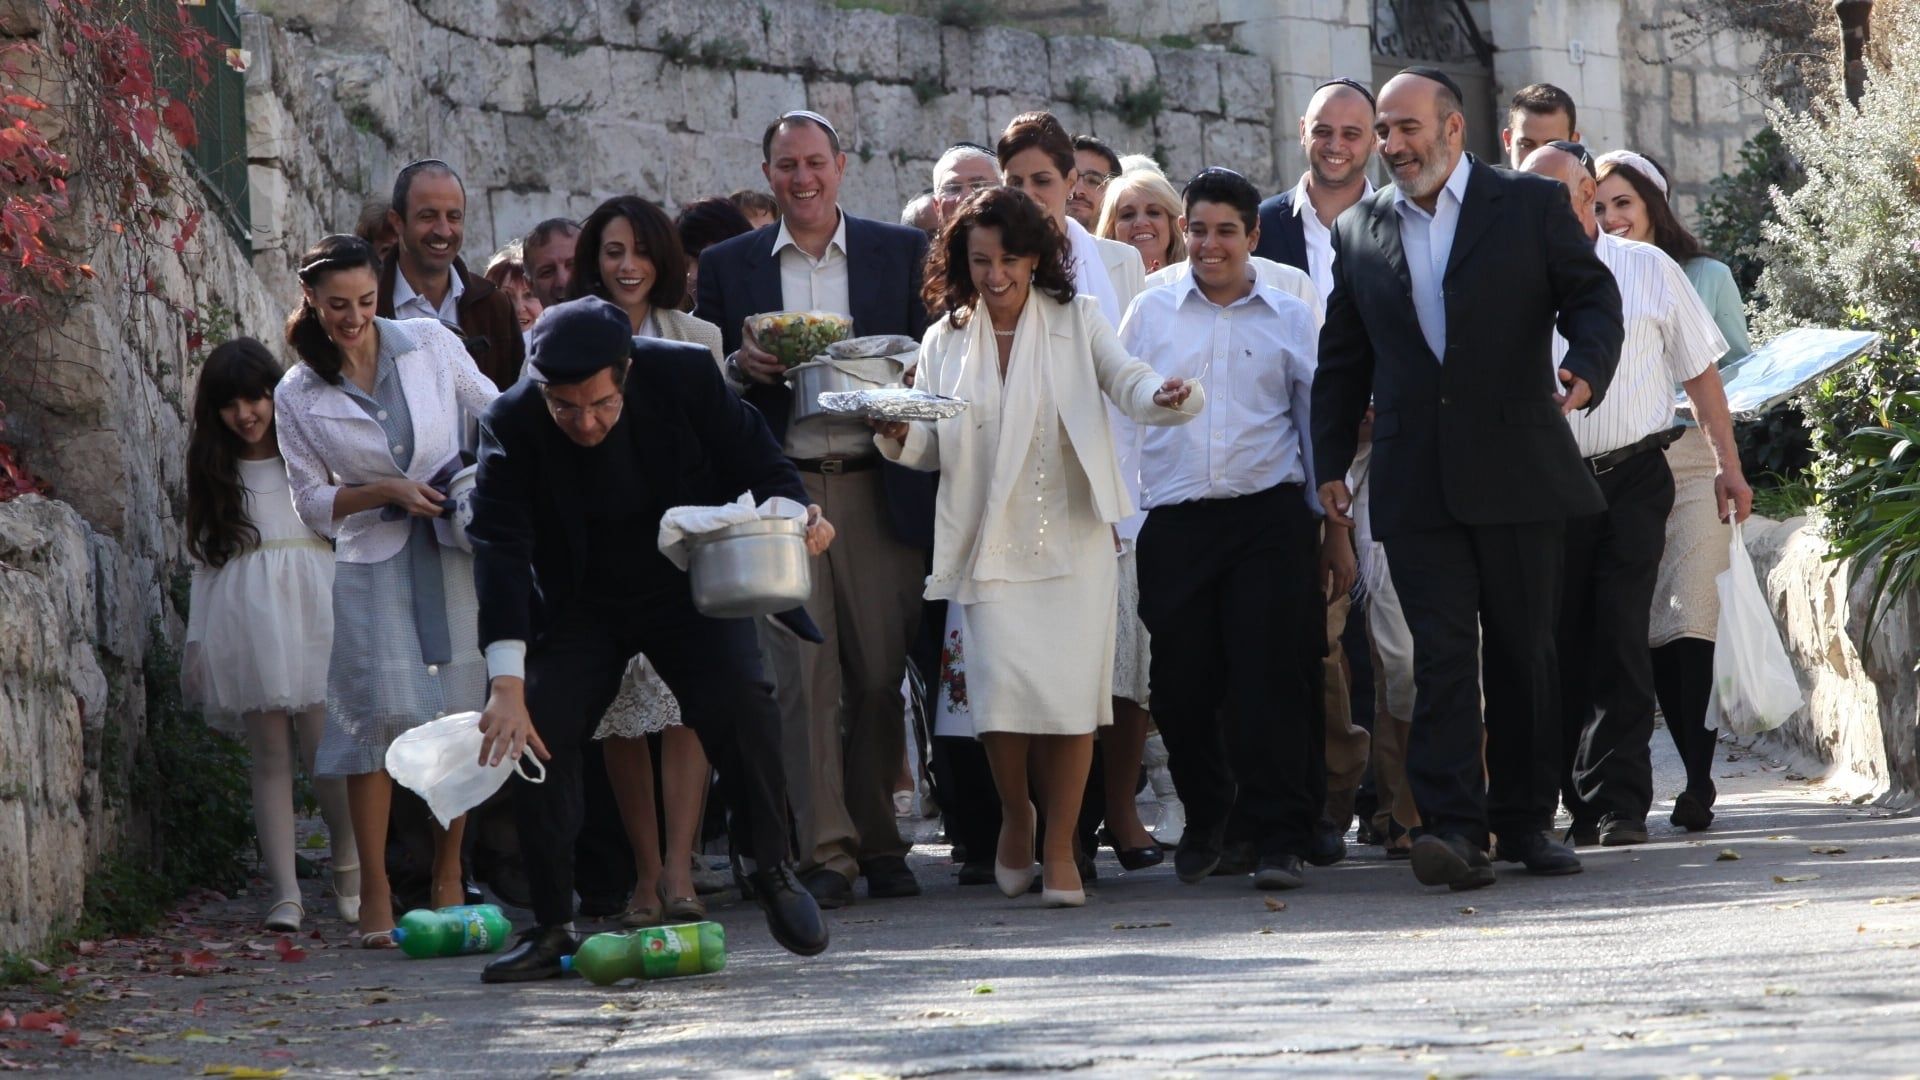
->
[[1122, 167, 1348, 892], [1521, 142, 1752, 847]]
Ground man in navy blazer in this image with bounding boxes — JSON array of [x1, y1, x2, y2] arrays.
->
[[467, 298, 835, 980], [1254, 78, 1377, 313], [694, 111, 933, 908]]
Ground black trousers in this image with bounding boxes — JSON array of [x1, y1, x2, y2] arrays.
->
[[1558, 449, 1674, 829], [1138, 485, 1323, 858], [1654, 637, 1718, 804], [514, 597, 791, 927], [1383, 517, 1565, 849]]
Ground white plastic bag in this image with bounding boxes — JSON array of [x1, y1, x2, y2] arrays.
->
[[384, 711, 545, 827], [1706, 521, 1804, 735]]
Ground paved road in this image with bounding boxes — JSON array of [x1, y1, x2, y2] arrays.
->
[[5, 733, 1918, 1078]]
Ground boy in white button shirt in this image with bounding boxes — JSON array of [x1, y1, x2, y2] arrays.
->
[[1119, 168, 1353, 892]]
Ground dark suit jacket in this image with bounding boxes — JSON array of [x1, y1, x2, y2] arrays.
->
[[693, 213, 935, 547], [468, 337, 820, 650], [1310, 156, 1625, 541], [1253, 187, 1309, 272], [379, 257, 526, 391]]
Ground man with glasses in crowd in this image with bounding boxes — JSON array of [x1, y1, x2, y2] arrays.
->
[[1068, 134, 1122, 230], [931, 143, 1000, 227], [467, 296, 837, 981]]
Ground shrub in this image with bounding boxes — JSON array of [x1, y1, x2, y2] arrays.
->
[[1698, 126, 1802, 301]]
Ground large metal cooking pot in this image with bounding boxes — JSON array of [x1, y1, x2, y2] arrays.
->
[[687, 516, 812, 618], [789, 356, 905, 425]]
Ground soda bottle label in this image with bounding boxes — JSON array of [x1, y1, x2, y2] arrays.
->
[[643, 926, 697, 977], [461, 910, 493, 954]]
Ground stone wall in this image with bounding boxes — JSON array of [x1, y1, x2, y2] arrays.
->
[[249, 0, 1282, 256], [0, 1, 378, 953], [1745, 518, 1920, 805]]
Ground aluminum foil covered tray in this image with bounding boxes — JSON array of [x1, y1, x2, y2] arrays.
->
[[817, 387, 970, 422]]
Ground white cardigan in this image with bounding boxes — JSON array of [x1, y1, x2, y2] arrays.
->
[[276, 318, 499, 564], [878, 293, 1201, 601]]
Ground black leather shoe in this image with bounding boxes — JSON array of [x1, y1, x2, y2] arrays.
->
[[956, 860, 996, 886], [1100, 828, 1165, 872], [1173, 834, 1222, 884], [577, 893, 625, 919], [1671, 791, 1715, 832], [749, 864, 829, 957], [481, 925, 577, 983], [1493, 830, 1584, 875], [1599, 818, 1650, 847], [1307, 822, 1348, 867], [1409, 834, 1496, 892], [1211, 840, 1257, 877], [860, 855, 921, 899], [1562, 823, 1600, 848], [1253, 853, 1306, 890], [800, 867, 854, 909]]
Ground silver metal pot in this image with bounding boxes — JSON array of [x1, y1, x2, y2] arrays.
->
[[788, 357, 905, 425], [686, 517, 812, 618]]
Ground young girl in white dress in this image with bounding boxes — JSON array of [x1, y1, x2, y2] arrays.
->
[[183, 338, 358, 932]]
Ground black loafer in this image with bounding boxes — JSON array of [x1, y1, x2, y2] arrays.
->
[[1307, 823, 1348, 867], [860, 855, 922, 899], [1493, 830, 1584, 875], [481, 925, 577, 983], [1114, 844, 1165, 872], [1409, 834, 1496, 892], [1600, 819, 1650, 846], [749, 863, 830, 957], [1211, 840, 1257, 877], [956, 860, 995, 886], [799, 867, 854, 909], [1253, 853, 1306, 890], [1173, 834, 1223, 884], [1670, 791, 1715, 832]]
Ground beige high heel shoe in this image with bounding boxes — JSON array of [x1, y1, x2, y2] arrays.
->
[[331, 862, 361, 925]]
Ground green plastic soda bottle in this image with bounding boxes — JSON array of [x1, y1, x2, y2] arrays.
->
[[391, 904, 513, 958], [560, 922, 727, 985]]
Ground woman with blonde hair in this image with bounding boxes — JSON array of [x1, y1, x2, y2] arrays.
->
[[1096, 170, 1187, 275]]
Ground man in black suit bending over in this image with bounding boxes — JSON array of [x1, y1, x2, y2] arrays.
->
[[1311, 69, 1624, 891], [467, 297, 836, 980]]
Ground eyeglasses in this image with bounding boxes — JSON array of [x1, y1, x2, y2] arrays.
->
[[1548, 140, 1596, 178], [1077, 171, 1115, 189], [936, 178, 999, 199], [542, 390, 625, 425]]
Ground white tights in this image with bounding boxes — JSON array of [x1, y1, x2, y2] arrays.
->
[[243, 706, 357, 907]]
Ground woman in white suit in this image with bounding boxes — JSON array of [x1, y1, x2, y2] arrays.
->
[[276, 234, 500, 945], [873, 188, 1201, 906], [997, 111, 1166, 869]]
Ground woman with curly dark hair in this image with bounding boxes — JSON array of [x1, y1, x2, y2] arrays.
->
[[183, 337, 357, 934], [871, 186, 1202, 907]]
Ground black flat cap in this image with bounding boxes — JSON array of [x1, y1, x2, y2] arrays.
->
[[526, 296, 632, 384]]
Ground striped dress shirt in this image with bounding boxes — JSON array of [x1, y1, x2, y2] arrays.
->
[[1556, 232, 1727, 458]]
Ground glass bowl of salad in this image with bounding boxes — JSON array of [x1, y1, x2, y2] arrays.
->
[[747, 310, 855, 369]]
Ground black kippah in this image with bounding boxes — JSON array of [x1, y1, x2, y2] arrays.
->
[[1396, 66, 1466, 103], [1313, 77, 1376, 109]]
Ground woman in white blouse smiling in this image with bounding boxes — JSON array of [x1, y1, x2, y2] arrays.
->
[[872, 188, 1200, 907], [276, 234, 499, 946]]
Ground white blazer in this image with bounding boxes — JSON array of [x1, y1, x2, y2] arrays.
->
[[1091, 233, 1147, 313], [879, 294, 1201, 601], [276, 318, 499, 564]]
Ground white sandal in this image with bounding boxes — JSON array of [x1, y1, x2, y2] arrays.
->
[[331, 862, 361, 925], [264, 898, 305, 933]]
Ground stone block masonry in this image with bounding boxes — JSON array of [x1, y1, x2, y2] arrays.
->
[[258, 0, 1287, 256]]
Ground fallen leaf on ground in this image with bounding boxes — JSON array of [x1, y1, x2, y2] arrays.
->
[[126, 1053, 182, 1065], [1810, 845, 1847, 855], [203, 1067, 289, 1078], [1774, 874, 1821, 884], [1716, 849, 1741, 861], [1870, 894, 1920, 906], [1254, 927, 1277, 935], [1110, 921, 1173, 930], [971, 985, 993, 995], [0, 1011, 12, 1031], [1263, 898, 1286, 912], [274, 938, 307, 963], [1775, 899, 1810, 910], [181, 1028, 232, 1043], [19, 1010, 63, 1031]]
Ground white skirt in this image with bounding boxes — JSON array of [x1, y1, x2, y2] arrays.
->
[[182, 540, 335, 732], [1651, 427, 1730, 646]]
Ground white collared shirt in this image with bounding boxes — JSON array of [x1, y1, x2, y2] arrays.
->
[[1557, 232, 1726, 457], [1291, 171, 1372, 317], [1393, 154, 1471, 362], [772, 210, 864, 458], [1119, 268, 1321, 514], [391, 264, 465, 324]]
